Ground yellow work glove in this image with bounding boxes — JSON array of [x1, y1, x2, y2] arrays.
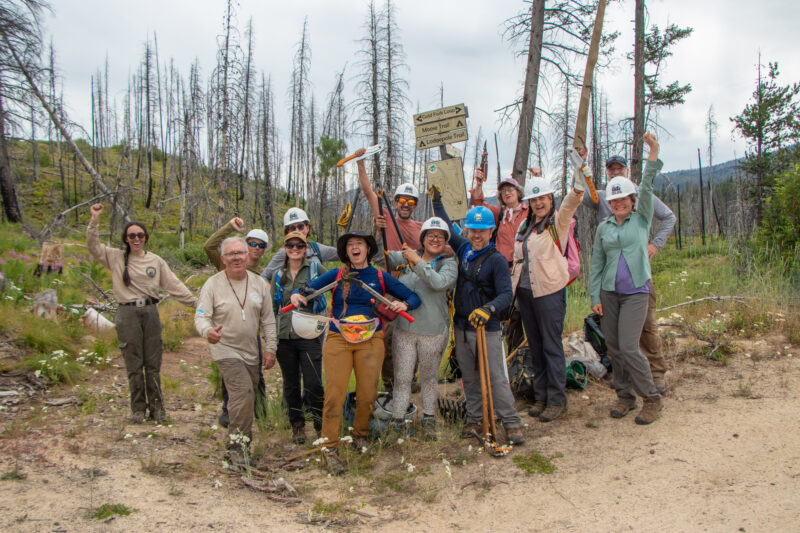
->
[[468, 306, 492, 328]]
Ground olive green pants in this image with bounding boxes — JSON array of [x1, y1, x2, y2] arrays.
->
[[116, 304, 163, 417]]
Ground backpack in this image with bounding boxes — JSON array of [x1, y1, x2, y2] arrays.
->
[[460, 246, 499, 304], [274, 260, 326, 315], [584, 312, 612, 371], [549, 216, 581, 286]]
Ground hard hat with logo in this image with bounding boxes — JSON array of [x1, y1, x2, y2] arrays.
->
[[291, 311, 331, 339], [419, 216, 450, 242], [605, 176, 637, 201], [283, 207, 310, 227], [393, 182, 419, 200], [245, 229, 269, 245], [464, 206, 495, 230], [522, 178, 556, 201]]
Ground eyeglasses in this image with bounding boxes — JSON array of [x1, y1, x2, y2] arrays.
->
[[396, 197, 417, 207], [425, 233, 446, 241], [286, 223, 307, 233], [247, 241, 266, 249], [285, 242, 307, 250], [223, 251, 247, 257], [127, 232, 146, 240]]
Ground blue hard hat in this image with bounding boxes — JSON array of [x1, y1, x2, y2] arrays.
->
[[464, 206, 495, 230]]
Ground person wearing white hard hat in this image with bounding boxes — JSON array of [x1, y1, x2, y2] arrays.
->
[[582, 149, 676, 394], [204, 218, 271, 427], [589, 132, 664, 426], [385, 217, 457, 440], [260, 207, 339, 282], [511, 164, 587, 424], [204, 217, 270, 275], [270, 231, 328, 444]]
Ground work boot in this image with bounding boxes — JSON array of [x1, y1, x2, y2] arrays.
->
[[324, 450, 345, 476], [131, 412, 145, 424], [352, 436, 371, 454], [218, 410, 229, 429], [610, 399, 637, 418], [505, 427, 525, 446], [150, 407, 168, 424], [539, 404, 566, 423], [460, 422, 482, 439], [653, 376, 666, 395], [421, 416, 438, 441], [635, 397, 663, 425], [291, 421, 307, 445], [527, 401, 546, 418], [225, 447, 249, 471]]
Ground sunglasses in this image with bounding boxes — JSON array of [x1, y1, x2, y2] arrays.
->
[[127, 232, 146, 240], [286, 223, 307, 233], [396, 197, 417, 207], [247, 241, 267, 249], [285, 242, 307, 250]]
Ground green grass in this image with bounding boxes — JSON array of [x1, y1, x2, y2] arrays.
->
[[513, 449, 561, 475], [87, 503, 133, 520], [1, 465, 27, 480]]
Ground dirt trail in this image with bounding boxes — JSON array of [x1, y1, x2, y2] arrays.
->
[[1, 335, 798, 532]]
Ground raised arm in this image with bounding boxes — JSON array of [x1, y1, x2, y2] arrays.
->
[[637, 132, 663, 225], [429, 187, 468, 253], [204, 218, 242, 272], [355, 149, 380, 217], [86, 203, 112, 268]]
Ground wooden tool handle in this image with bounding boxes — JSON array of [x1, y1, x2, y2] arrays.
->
[[336, 153, 358, 167]]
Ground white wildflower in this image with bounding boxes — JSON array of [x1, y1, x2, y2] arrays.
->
[[340, 435, 353, 443], [193, 404, 202, 412], [349, 486, 354, 493], [123, 433, 133, 439], [400, 455, 404, 464], [312, 436, 329, 446], [406, 463, 415, 473], [397, 438, 404, 445], [361, 446, 368, 454], [211, 425, 219, 431], [213, 480, 223, 489]]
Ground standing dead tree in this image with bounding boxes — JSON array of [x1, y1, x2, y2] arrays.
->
[[286, 18, 311, 205]]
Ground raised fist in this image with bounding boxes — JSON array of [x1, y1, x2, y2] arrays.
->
[[230, 217, 245, 232], [90, 203, 104, 220]]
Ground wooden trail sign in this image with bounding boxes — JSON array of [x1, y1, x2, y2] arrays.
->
[[416, 128, 468, 151], [413, 104, 467, 126], [414, 116, 467, 138], [426, 158, 468, 220]]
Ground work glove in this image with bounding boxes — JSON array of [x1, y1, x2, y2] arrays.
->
[[427, 185, 442, 203], [573, 164, 591, 193], [468, 306, 492, 329]]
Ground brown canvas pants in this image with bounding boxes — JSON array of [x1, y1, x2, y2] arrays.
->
[[116, 304, 163, 417], [215, 358, 260, 444], [321, 331, 384, 447], [640, 280, 666, 379]]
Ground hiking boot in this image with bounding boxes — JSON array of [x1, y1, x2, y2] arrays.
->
[[352, 436, 371, 454], [610, 399, 637, 418], [150, 407, 167, 424], [291, 422, 307, 445], [635, 397, 663, 425], [461, 422, 482, 439], [218, 410, 229, 428], [505, 427, 525, 446], [653, 376, 666, 395], [131, 412, 145, 424], [421, 416, 438, 441], [324, 450, 345, 476], [527, 401, 546, 418], [225, 447, 249, 471], [539, 404, 566, 422]]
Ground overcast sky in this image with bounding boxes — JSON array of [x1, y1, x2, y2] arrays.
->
[[44, 0, 800, 188]]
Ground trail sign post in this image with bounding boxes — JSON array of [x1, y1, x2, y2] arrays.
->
[[415, 128, 468, 150], [413, 104, 467, 126], [426, 158, 468, 220], [414, 103, 469, 153]]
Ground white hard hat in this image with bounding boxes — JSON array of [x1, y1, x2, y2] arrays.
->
[[283, 207, 310, 226], [245, 229, 269, 245], [605, 176, 637, 201], [393, 182, 419, 200], [419, 216, 450, 242], [291, 311, 331, 339], [522, 178, 556, 201]]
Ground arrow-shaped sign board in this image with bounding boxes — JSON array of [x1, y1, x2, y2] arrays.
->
[[415, 128, 468, 151], [413, 104, 467, 126], [414, 116, 468, 139]]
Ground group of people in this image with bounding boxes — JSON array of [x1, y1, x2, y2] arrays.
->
[[86, 131, 675, 475]]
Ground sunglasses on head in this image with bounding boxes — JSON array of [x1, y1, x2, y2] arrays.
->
[[247, 241, 267, 249], [286, 223, 307, 233], [396, 197, 417, 207], [127, 232, 146, 240], [285, 242, 307, 250]]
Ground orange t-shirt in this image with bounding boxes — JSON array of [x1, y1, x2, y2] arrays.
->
[[381, 207, 422, 251]]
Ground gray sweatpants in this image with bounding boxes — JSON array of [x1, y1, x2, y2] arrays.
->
[[599, 290, 660, 402], [391, 328, 449, 419], [455, 327, 521, 428]]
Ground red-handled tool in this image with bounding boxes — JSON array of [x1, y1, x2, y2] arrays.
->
[[352, 278, 415, 323], [280, 279, 340, 314]]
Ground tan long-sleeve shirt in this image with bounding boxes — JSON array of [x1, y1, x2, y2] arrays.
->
[[86, 220, 197, 307], [194, 270, 278, 365]]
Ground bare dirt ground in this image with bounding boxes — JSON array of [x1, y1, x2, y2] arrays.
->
[[1, 330, 799, 532]]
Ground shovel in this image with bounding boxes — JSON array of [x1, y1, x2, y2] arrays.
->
[[337, 144, 384, 167], [280, 279, 340, 314], [475, 326, 512, 457], [568, 147, 599, 204], [349, 278, 415, 323]]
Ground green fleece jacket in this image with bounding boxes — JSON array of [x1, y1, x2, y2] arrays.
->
[[270, 260, 328, 340], [589, 158, 664, 306]]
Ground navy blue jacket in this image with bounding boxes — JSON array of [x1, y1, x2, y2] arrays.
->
[[298, 265, 421, 334], [433, 200, 513, 332]]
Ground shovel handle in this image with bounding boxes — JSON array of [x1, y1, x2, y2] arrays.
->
[[585, 176, 599, 204], [336, 153, 358, 167]]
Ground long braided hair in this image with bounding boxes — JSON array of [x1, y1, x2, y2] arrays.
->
[[121, 222, 149, 286], [337, 262, 352, 317]]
